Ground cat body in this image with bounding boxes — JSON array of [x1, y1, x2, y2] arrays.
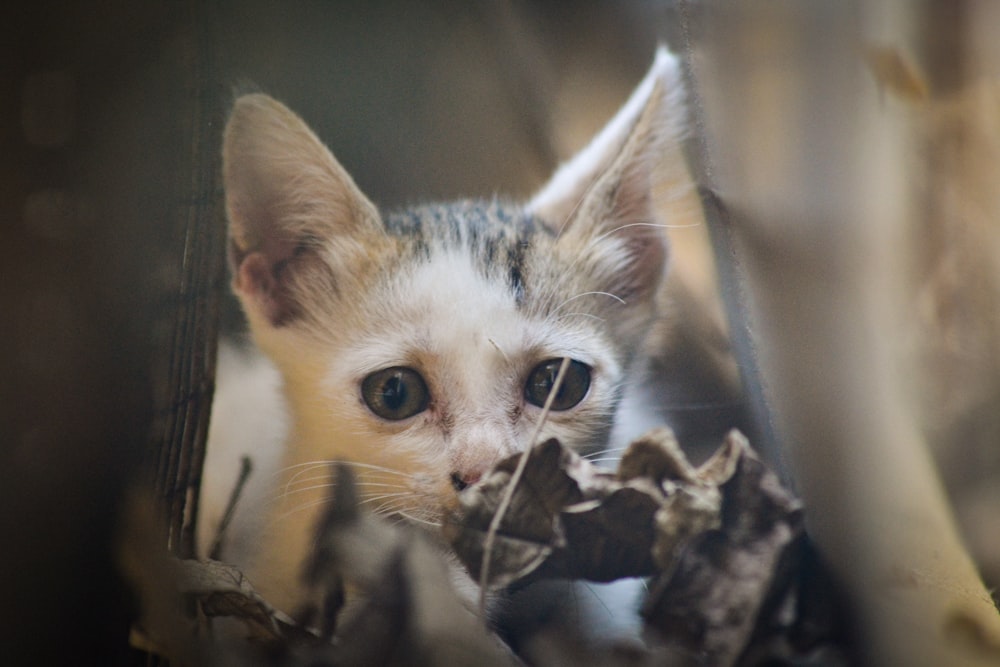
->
[[203, 48, 689, 619]]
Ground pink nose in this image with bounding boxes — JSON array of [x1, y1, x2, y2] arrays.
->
[[450, 470, 483, 491]]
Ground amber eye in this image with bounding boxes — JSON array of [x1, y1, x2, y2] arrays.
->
[[524, 358, 591, 411], [361, 367, 430, 420]]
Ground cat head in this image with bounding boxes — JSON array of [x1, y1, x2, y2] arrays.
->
[[221, 48, 688, 523]]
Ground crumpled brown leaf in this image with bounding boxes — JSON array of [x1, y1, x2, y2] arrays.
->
[[124, 429, 830, 666], [445, 428, 820, 666], [297, 463, 517, 667], [118, 491, 307, 664], [121, 466, 517, 667], [444, 427, 750, 588], [177, 558, 304, 644], [641, 431, 807, 665]]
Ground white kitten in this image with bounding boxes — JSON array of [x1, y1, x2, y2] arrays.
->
[[204, 48, 687, 622]]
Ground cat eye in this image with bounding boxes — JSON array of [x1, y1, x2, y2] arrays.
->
[[361, 367, 430, 420], [524, 358, 591, 411]]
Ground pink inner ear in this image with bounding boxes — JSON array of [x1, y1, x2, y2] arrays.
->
[[234, 249, 300, 327], [235, 251, 274, 299]]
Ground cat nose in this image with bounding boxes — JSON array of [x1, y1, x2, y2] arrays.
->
[[450, 470, 483, 492]]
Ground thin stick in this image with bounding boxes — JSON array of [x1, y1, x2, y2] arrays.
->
[[477, 356, 572, 616], [208, 456, 253, 560]]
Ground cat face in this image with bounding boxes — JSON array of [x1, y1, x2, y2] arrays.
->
[[311, 200, 642, 517], [221, 48, 686, 530]]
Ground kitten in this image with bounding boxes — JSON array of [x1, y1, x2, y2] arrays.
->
[[203, 48, 689, 619]]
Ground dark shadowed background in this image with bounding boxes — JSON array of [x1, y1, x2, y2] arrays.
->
[[4, 1, 1000, 664]]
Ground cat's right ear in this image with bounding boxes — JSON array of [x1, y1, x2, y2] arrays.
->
[[527, 48, 687, 305], [222, 94, 383, 327]]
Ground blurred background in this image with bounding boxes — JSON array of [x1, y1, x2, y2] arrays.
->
[[3, 1, 999, 664]]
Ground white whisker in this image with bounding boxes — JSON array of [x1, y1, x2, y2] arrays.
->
[[275, 482, 335, 500], [591, 221, 687, 246], [395, 511, 442, 528], [275, 460, 331, 479], [337, 461, 414, 474], [581, 459, 622, 468], [279, 460, 414, 497], [582, 446, 630, 459], [555, 291, 627, 311], [540, 291, 624, 331], [488, 337, 510, 362], [369, 498, 415, 517], [273, 496, 333, 522], [358, 491, 414, 506], [280, 460, 413, 477], [354, 483, 412, 492], [279, 463, 329, 490], [552, 185, 590, 240]]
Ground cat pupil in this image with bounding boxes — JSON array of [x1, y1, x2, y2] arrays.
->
[[536, 368, 558, 398], [382, 375, 405, 410], [525, 359, 591, 411], [361, 367, 429, 420]]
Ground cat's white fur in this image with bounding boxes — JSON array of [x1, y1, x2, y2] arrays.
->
[[324, 248, 625, 476], [197, 341, 286, 561], [202, 47, 688, 627]]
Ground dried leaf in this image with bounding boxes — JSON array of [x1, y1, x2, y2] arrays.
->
[[444, 428, 827, 664], [446, 429, 744, 588], [123, 465, 516, 666], [551, 484, 662, 581], [176, 558, 301, 644], [444, 438, 576, 588], [124, 430, 822, 666], [300, 463, 517, 667], [642, 431, 806, 665], [651, 484, 722, 569], [117, 490, 206, 664], [303, 462, 404, 594], [617, 427, 697, 484]]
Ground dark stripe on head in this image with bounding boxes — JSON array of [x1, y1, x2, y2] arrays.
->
[[385, 201, 542, 308], [507, 239, 527, 307], [384, 207, 429, 257]]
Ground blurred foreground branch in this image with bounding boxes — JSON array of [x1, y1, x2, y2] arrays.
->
[[687, 2, 1000, 665]]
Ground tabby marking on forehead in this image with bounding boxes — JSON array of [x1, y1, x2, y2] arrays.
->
[[384, 200, 546, 308]]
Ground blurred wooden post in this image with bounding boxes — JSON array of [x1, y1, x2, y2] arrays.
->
[[146, 0, 224, 562], [2, 1, 223, 663], [687, 1, 1000, 664]]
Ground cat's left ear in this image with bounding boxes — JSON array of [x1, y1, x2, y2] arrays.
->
[[528, 47, 686, 301], [222, 93, 385, 328]]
